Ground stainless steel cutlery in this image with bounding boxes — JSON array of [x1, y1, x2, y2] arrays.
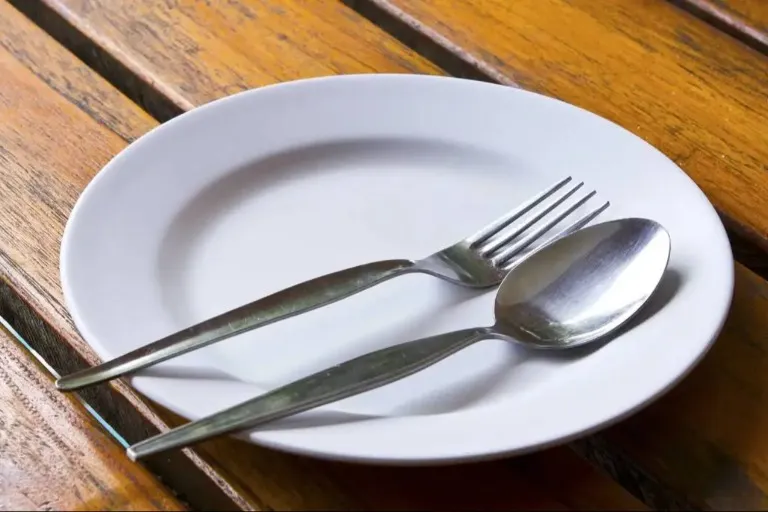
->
[[53, 175, 665, 462], [57, 176, 606, 392], [127, 217, 670, 460]]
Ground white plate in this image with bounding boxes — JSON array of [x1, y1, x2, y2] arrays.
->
[[61, 74, 733, 464]]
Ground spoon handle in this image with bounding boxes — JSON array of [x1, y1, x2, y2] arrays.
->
[[127, 327, 490, 460]]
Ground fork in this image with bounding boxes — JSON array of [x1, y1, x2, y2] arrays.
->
[[56, 176, 607, 392]]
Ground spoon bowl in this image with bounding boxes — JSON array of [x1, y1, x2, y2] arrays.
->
[[494, 217, 671, 348], [127, 218, 671, 460]]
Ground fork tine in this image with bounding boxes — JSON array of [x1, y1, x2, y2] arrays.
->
[[466, 176, 572, 247], [502, 200, 610, 271], [478, 181, 584, 256], [490, 190, 602, 266]]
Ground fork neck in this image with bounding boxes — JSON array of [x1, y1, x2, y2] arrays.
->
[[415, 251, 499, 288]]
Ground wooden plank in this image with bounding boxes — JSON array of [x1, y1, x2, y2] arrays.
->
[[0, 2, 260, 509], [345, 0, 768, 508], [352, 0, 768, 277], [597, 265, 768, 510], [184, 428, 647, 510], [0, 324, 186, 511], [567, 268, 768, 511], [670, 0, 768, 54], [0, 1, 645, 510], [10, 0, 442, 120]]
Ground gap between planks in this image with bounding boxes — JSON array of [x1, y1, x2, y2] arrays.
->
[[668, 0, 768, 55], [0, 281, 251, 510]]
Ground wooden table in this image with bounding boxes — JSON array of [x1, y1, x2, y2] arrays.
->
[[0, 0, 765, 509]]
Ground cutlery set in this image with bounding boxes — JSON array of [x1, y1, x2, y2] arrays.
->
[[56, 176, 671, 460]]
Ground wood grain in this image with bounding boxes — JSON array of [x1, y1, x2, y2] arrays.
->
[[353, 0, 768, 275], [597, 265, 768, 510], [0, 2, 257, 509], [10, 0, 442, 120], [670, 0, 768, 54], [0, 324, 185, 511], [0, 1, 645, 510]]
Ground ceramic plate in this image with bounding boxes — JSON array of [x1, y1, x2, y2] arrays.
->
[[60, 74, 733, 464]]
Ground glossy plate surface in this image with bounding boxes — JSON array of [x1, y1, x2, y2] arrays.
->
[[61, 75, 733, 464]]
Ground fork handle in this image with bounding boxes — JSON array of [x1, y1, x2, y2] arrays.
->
[[127, 327, 490, 460], [56, 259, 416, 391]]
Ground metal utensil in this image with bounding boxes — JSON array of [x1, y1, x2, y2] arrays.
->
[[57, 176, 608, 391], [127, 217, 670, 461]]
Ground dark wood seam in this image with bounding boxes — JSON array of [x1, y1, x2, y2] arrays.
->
[[6, 0, 183, 122], [668, 0, 768, 56], [0, 273, 250, 511], [570, 436, 700, 510]]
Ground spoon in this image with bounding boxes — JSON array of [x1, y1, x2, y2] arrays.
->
[[127, 217, 671, 461]]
